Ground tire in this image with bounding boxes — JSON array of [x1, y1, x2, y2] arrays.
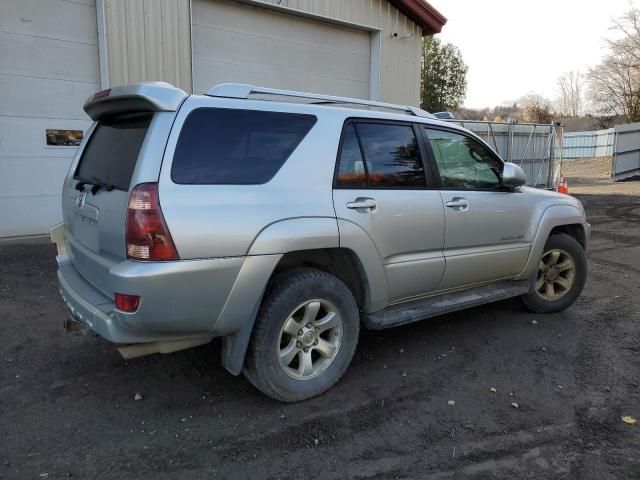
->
[[243, 268, 360, 402], [521, 233, 587, 313]]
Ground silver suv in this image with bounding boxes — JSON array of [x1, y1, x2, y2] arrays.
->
[[51, 82, 589, 402]]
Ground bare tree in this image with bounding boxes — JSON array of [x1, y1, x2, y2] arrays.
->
[[607, 4, 640, 64], [556, 71, 584, 117], [587, 5, 640, 122], [588, 53, 640, 122], [521, 94, 554, 124]]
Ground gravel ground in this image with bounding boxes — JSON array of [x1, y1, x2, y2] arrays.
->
[[1, 158, 639, 479]]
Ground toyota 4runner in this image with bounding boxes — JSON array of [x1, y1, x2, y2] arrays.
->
[[51, 82, 589, 402]]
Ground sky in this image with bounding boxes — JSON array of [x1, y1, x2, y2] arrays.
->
[[427, 0, 633, 109]]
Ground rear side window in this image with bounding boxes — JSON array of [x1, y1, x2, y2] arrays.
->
[[75, 113, 152, 190], [336, 122, 426, 188], [336, 124, 367, 187], [171, 108, 317, 185]]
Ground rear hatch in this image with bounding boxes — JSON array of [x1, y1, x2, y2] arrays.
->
[[61, 83, 187, 296], [67, 112, 151, 254]]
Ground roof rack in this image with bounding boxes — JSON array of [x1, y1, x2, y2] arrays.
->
[[206, 83, 434, 119]]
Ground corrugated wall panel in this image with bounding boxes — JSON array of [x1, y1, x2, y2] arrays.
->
[[613, 123, 640, 180], [561, 129, 615, 159], [103, 0, 422, 104], [103, 0, 192, 92]]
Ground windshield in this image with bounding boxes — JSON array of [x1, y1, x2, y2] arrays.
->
[[74, 112, 152, 190]]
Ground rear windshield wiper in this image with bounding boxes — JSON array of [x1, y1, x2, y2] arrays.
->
[[75, 177, 116, 195]]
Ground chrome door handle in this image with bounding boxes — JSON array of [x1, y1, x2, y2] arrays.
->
[[445, 198, 469, 209], [346, 198, 377, 211]]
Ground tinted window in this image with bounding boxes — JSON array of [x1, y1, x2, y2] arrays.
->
[[425, 128, 502, 190], [75, 113, 152, 190], [336, 124, 367, 187], [337, 123, 425, 188], [171, 108, 317, 185]]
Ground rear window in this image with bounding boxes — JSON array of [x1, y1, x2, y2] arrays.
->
[[74, 113, 152, 190], [171, 108, 317, 185]]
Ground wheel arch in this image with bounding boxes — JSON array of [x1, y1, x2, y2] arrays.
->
[[272, 247, 370, 310], [221, 216, 380, 376], [516, 205, 589, 281], [549, 223, 588, 250], [220, 246, 373, 376]]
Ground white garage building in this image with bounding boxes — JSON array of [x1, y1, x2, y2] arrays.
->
[[0, 0, 445, 238]]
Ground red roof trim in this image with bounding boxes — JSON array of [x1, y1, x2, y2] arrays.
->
[[387, 0, 447, 35]]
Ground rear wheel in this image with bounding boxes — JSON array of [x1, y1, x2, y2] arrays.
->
[[522, 233, 587, 313], [244, 268, 359, 402]]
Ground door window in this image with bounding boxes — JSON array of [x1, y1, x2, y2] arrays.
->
[[336, 123, 426, 188], [424, 128, 502, 190]]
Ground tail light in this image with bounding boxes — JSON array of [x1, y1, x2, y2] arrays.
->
[[126, 183, 178, 261]]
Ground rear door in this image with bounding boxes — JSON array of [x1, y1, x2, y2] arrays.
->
[[333, 120, 445, 304], [421, 126, 534, 290]]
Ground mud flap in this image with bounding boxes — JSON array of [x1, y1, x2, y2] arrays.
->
[[220, 290, 264, 376]]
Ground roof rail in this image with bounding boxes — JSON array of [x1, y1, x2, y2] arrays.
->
[[206, 83, 434, 119]]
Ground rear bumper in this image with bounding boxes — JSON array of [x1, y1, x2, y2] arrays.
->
[[58, 261, 127, 342], [56, 255, 245, 344], [52, 224, 281, 345]]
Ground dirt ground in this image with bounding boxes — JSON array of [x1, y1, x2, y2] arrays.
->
[[1, 157, 639, 479]]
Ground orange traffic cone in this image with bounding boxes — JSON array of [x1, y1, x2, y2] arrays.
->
[[557, 174, 569, 194]]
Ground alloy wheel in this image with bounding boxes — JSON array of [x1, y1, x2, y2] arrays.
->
[[277, 299, 343, 380], [535, 249, 576, 301]]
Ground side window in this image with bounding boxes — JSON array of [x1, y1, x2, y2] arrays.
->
[[424, 128, 502, 190], [336, 122, 426, 188], [336, 124, 367, 187], [171, 108, 316, 185]]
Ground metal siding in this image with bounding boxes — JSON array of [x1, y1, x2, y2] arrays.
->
[[613, 123, 640, 180], [104, 0, 420, 104], [103, 0, 192, 91], [561, 129, 615, 159], [243, 0, 422, 105], [0, 0, 100, 237]]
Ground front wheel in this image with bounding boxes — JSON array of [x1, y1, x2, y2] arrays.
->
[[521, 233, 587, 313], [243, 268, 359, 402]]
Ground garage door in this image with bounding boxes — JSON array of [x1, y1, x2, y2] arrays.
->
[[192, 0, 371, 99], [0, 0, 99, 237]]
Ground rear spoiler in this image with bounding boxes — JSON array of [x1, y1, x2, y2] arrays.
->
[[83, 82, 188, 120]]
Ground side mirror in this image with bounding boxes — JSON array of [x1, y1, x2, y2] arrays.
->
[[502, 162, 527, 188]]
